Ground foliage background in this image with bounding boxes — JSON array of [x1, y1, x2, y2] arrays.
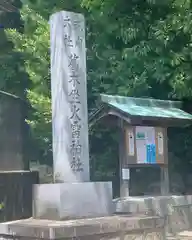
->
[[1, 0, 192, 192]]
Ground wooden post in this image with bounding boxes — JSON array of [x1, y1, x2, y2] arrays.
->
[[160, 166, 169, 195], [119, 119, 129, 198], [160, 127, 169, 195]]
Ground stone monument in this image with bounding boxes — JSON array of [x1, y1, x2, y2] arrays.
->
[[50, 11, 89, 183], [32, 11, 113, 220]]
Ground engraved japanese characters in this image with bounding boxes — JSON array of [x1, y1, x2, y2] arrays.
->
[[50, 11, 89, 182]]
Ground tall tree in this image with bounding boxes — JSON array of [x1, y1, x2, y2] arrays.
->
[[82, 0, 192, 179], [0, 0, 29, 98], [7, 0, 192, 180]]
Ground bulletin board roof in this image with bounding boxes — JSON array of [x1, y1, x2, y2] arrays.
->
[[101, 94, 192, 120], [89, 94, 192, 127]]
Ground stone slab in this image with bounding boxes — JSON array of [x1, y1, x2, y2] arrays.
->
[[33, 182, 113, 220], [114, 195, 192, 216], [114, 195, 192, 234], [0, 220, 23, 234], [178, 231, 192, 237], [1, 215, 165, 239]]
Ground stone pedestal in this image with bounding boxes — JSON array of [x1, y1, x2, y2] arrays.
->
[[0, 215, 165, 240], [33, 182, 113, 220]]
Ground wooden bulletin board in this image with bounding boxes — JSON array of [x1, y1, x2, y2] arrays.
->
[[125, 126, 168, 165]]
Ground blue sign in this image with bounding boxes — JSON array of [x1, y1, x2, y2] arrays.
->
[[146, 144, 151, 163], [0, 24, 4, 29], [146, 144, 156, 164], [151, 144, 156, 164]]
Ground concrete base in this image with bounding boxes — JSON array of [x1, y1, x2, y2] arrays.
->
[[114, 195, 192, 216], [114, 195, 192, 234], [0, 216, 165, 239], [33, 182, 113, 220]]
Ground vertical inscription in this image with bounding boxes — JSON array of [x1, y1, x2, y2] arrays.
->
[[64, 16, 84, 173], [50, 11, 89, 182]]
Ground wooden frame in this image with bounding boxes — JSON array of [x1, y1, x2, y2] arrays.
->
[[89, 103, 190, 197]]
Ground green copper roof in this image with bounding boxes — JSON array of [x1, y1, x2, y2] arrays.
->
[[100, 94, 192, 120]]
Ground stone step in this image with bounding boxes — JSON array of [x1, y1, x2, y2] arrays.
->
[[0, 215, 164, 240]]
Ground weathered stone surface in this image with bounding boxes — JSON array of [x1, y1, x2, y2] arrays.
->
[[33, 182, 113, 220], [177, 230, 192, 237], [114, 195, 192, 234], [115, 195, 192, 215], [50, 10, 89, 183], [4, 215, 164, 239]]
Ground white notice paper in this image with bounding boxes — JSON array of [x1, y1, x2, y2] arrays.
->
[[128, 130, 134, 156], [136, 126, 155, 164], [122, 168, 130, 180], [157, 132, 164, 155], [136, 139, 146, 163]]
